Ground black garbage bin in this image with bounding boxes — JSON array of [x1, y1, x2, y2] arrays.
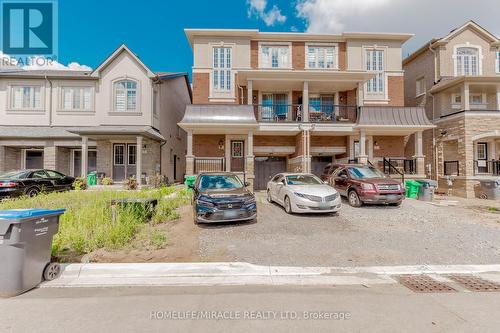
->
[[0, 208, 65, 297], [415, 179, 438, 201], [474, 179, 500, 200]]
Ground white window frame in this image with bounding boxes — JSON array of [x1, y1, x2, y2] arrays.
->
[[212, 46, 232, 93], [258, 42, 292, 69], [451, 93, 487, 109], [60, 86, 94, 112], [113, 144, 125, 166], [496, 49, 500, 74], [416, 77, 426, 97], [453, 43, 483, 77], [363, 46, 388, 101], [8, 84, 44, 111], [208, 42, 235, 101], [127, 144, 137, 166], [305, 43, 338, 70], [112, 78, 140, 113]]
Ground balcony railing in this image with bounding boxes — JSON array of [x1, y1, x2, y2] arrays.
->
[[386, 159, 416, 175], [254, 104, 358, 123], [474, 160, 500, 176], [309, 104, 358, 123], [194, 157, 225, 174], [444, 161, 459, 176]]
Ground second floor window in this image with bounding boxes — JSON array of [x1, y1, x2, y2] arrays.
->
[[416, 77, 426, 96], [62, 87, 92, 111], [114, 80, 137, 111], [365, 49, 384, 95], [456, 47, 479, 76], [213, 47, 231, 92], [497, 50, 500, 73], [307, 46, 336, 69], [11, 86, 41, 109], [260, 45, 290, 68]]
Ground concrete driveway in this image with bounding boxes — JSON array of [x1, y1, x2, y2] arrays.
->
[[198, 193, 500, 266]]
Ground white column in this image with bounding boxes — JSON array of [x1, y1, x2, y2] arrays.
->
[[186, 130, 193, 156], [358, 130, 368, 164], [496, 85, 500, 110], [367, 135, 374, 162], [247, 80, 253, 105], [136, 136, 143, 186], [185, 130, 194, 175], [81, 136, 88, 178], [334, 92, 340, 119], [247, 131, 254, 156], [303, 81, 309, 122], [462, 82, 470, 111], [415, 131, 423, 157], [225, 135, 231, 172], [357, 83, 364, 106]]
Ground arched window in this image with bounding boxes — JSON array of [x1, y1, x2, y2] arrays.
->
[[455, 47, 479, 76], [114, 80, 137, 111]]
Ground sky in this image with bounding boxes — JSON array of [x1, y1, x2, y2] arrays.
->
[[46, 0, 500, 76]]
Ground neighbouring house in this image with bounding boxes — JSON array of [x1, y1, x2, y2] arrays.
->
[[0, 44, 192, 185], [179, 28, 434, 190], [403, 21, 500, 198]]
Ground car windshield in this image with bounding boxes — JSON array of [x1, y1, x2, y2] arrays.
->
[[348, 167, 386, 179], [198, 175, 243, 190], [286, 175, 323, 185], [0, 170, 29, 179]]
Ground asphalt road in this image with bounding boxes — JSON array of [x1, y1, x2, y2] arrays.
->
[[198, 193, 500, 266], [1, 285, 500, 333]]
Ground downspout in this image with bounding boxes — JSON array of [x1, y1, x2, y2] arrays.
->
[[45, 75, 53, 126], [428, 43, 438, 181], [237, 84, 244, 104]]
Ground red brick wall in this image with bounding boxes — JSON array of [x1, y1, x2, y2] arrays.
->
[[254, 136, 296, 147], [310, 136, 347, 147], [193, 135, 225, 157], [338, 42, 347, 71], [388, 76, 404, 106], [192, 73, 209, 104], [373, 136, 405, 157], [293, 133, 304, 157], [251, 41, 258, 69], [292, 42, 305, 70], [347, 89, 357, 106]]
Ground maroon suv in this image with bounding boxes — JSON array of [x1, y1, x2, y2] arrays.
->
[[328, 164, 405, 207]]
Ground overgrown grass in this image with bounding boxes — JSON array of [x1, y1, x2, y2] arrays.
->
[[0, 186, 190, 257]]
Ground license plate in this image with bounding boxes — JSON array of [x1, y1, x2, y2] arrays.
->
[[318, 203, 330, 210], [386, 195, 399, 201], [224, 210, 239, 219]]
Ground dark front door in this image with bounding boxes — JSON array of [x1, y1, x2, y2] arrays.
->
[[26, 150, 43, 169], [73, 150, 97, 177], [477, 142, 488, 173], [311, 156, 332, 177], [230, 140, 245, 172], [254, 157, 287, 191]]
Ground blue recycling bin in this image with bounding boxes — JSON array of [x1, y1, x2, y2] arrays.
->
[[0, 209, 65, 297]]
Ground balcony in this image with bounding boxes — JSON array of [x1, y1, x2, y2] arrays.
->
[[254, 104, 358, 123], [474, 160, 500, 176]]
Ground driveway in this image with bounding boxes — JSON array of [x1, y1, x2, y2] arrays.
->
[[198, 193, 500, 266]]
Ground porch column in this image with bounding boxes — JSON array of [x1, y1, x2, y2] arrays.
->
[[186, 130, 194, 175], [358, 130, 368, 164], [496, 85, 500, 110], [334, 92, 340, 119], [357, 83, 364, 106], [247, 80, 253, 105], [81, 136, 88, 178], [462, 82, 470, 111], [136, 136, 143, 186], [246, 131, 255, 190], [0, 146, 5, 173], [367, 135, 374, 162], [413, 131, 425, 176], [303, 81, 309, 122]]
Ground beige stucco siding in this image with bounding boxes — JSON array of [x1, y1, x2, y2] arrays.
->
[[192, 37, 251, 70], [346, 40, 404, 72]]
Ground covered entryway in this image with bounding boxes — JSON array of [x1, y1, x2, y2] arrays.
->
[[24, 149, 44, 169], [113, 144, 137, 181], [311, 156, 333, 177], [254, 156, 287, 190]]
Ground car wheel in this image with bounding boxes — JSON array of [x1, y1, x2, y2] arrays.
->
[[266, 190, 273, 203], [26, 187, 40, 197], [348, 190, 362, 207], [284, 196, 293, 214]]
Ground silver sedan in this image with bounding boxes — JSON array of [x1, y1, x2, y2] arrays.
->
[[266, 173, 342, 214]]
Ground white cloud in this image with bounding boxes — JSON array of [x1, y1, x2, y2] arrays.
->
[[0, 52, 92, 71], [295, 0, 500, 55], [247, 0, 286, 26]]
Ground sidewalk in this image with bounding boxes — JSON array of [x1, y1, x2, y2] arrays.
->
[[41, 262, 500, 288]]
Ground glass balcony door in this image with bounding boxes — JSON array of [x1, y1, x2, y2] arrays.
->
[[262, 93, 288, 121]]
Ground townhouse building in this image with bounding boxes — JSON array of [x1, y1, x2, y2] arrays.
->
[[180, 29, 433, 190], [404, 21, 500, 197], [0, 45, 192, 185]]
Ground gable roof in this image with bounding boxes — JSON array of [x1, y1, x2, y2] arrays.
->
[[91, 44, 155, 78], [404, 21, 500, 65]]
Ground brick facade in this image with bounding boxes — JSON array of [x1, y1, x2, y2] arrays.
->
[[251, 41, 258, 69], [192, 73, 210, 104], [373, 136, 405, 157], [310, 136, 347, 147], [193, 135, 225, 157], [254, 136, 295, 147], [338, 42, 347, 71], [388, 76, 405, 107], [292, 42, 305, 70]]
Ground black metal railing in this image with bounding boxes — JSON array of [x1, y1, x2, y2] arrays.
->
[[474, 160, 500, 176], [194, 157, 225, 173], [388, 159, 416, 175], [308, 104, 358, 123], [444, 160, 459, 176], [255, 104, 302, 122], [383, 157, 405, 183]]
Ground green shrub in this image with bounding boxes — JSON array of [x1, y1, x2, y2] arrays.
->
[[101, 177, 113, 186], [73, 178, 87, 191]]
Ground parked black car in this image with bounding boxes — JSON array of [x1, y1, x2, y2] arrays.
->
[[190, 172, 257, 224], [0, 169, 75, 199]]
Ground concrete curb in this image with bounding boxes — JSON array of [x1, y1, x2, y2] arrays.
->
[[40, 263, 500, 288]]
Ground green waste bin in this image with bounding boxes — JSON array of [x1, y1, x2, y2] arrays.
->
[[87, 172, 97, 186], [405, 180, 421, 199], [185, 175, 197, 191]]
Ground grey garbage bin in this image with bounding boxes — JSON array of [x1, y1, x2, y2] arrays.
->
[[474, 179, 500, 200], [415, 179, 438, 201], [0, 208, 65, 297]]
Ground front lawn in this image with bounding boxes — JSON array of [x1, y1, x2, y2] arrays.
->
[[0, 187, 189, 260]]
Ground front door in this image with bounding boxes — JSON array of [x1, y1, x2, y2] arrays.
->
[[25, 150, 43, 169], [113, 144, 137, 181], [477, 142, 488, 173], [230, 140, 244, 172], [73, 150, 97, 177]]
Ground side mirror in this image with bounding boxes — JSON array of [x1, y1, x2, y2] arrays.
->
[[244, 181, 250, 187]]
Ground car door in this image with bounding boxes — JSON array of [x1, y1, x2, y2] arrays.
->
[[268, 174, 281, 200], [45, 170, 69, 191], [29, 170, 55, 192], [274, 176, 287, 205], [333, 168, 349, 197]]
